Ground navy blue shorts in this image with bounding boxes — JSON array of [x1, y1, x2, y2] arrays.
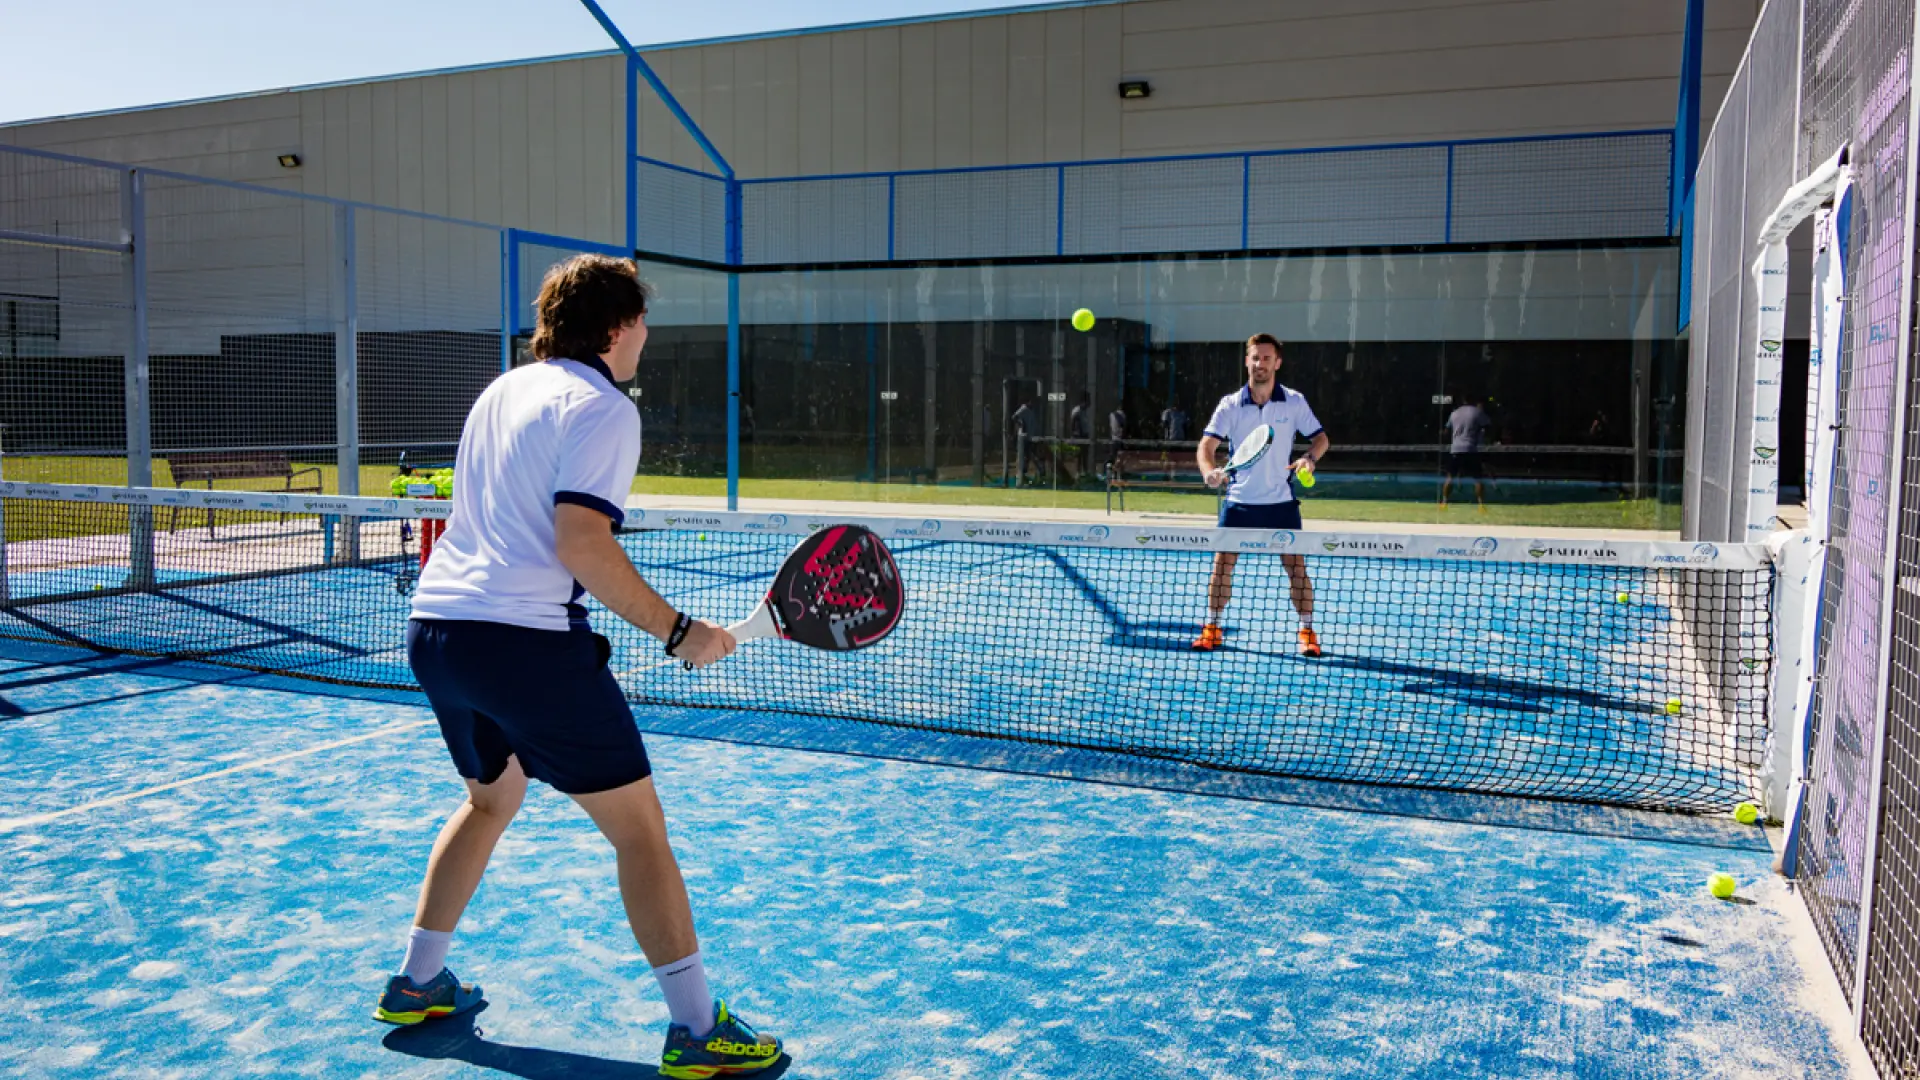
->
[[407, 619, 652, 795], [1218, 501, 1304, 530]]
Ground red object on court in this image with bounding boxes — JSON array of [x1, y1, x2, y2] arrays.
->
[[420, 499, 447, 569]]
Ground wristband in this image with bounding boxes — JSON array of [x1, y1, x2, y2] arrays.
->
[[664, 612, 693, 656]]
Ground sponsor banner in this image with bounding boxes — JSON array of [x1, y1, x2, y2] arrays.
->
[[1747, 240, 1789, 542]]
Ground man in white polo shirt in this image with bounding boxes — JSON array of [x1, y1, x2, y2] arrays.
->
[[1193, 333, 1331, 657], [376, 254, 783, 1078]]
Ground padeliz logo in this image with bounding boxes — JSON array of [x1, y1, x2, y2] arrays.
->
[[1654, 542, 1721, 566], [1057, 524, 1112, 544], [893, 519, 942, 537], [1436, 536, 1500, 557], [743, 513, 790, 531]]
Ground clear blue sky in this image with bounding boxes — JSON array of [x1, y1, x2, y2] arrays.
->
[[1, 0, 1055, 126]]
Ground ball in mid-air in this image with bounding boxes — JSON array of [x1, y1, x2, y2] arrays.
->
[[1071, 308, 1096, 332], [1616, 591, 1631, 604], [1665, 698, 1682, 714], [1734, 801, 1760, 825], [1708, 872, 1737, 899]]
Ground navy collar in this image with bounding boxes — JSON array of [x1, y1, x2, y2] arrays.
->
[[557, 356, 617, 385], [1237, 383, 1287, 406]]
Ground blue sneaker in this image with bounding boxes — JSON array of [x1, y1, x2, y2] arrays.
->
[[373, 968, 484, 1025], [659, 999, 784, 1078]]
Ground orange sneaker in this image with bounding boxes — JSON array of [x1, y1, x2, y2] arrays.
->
[[1190, 624, 1224, 651], [1298, 628, 1322, 657]]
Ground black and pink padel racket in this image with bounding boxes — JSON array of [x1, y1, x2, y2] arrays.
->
[[730, 524, 904, 651]]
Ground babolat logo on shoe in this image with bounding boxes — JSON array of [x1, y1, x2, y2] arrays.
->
[[1527, 543, 1620, 561], [1320, 538, 1408, 554], [962, 525, 1035, 540], [1134, 532, 1212, 548], [1436, 536, 1500, 558], [703, 1038, 777, 1058]]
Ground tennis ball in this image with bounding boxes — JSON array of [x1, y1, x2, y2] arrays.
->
[[1296, 463, 1316, 489], [1071, 308, 1096, 332], [1734, 801, 1760, 825], [698, 532, 707, 541], [1708, 872, 1737, 899], [1616, 591, 1631, 604], [1665, 698, 1683, 714]]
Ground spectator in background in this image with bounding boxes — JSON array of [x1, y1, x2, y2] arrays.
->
[[1106, 404, 1128, 475], [1161, 403, 1190, 443], [1067, 392, 1092, 485], [1441, 394, 1493, 512], [1009, 398, 1039, 487]]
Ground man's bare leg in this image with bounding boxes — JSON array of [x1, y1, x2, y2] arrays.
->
[[414, 756, 529, 933]]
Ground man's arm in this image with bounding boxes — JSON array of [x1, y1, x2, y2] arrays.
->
[[554, 503, 733, 666], [1198, 434, 1226, 487], [1294, 432, 1331, 472]]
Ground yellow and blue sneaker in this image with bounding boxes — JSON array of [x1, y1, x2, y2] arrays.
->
[[373, 968, 484, 1025], [659, 999, 784, 1078]]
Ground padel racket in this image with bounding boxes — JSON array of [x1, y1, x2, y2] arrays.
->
[[1224, 423, 1274, 474], [649, 524, 904, 670]]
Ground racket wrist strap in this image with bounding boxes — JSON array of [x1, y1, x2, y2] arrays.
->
[[664, 611, 693, 655]]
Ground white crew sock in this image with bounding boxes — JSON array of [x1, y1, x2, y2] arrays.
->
[[399, 926, 453, 985], [653, 951, 716, 1035]]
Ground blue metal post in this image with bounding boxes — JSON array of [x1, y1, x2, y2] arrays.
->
[[727, 272, 741, 510], [625, 56, 638, 251], [1672, 0, 1705, 236], [501, 229, 516, 372]]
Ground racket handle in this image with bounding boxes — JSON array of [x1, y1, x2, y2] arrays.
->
[[726, 601, 781, 645]]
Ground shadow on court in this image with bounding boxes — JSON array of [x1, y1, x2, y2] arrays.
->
[[382, 1004, 797, 1079]]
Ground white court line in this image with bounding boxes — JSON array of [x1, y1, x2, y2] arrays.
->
[[0, 720, 434, 833]]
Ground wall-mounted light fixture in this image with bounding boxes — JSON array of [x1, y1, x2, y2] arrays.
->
[[1118, 81, 1151, 100], [277, 154, 302, 168]]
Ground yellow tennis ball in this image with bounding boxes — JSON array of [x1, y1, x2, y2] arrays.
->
[[1616, 591, 1631, 604], [1296, 463, 1316, 488], [698, 532, 707, 541], [1071, 308, 1095, 332], [1734, 801, 1760, 825], [1708, 872, 1737, 899], [1665, 698, 1682, 714]]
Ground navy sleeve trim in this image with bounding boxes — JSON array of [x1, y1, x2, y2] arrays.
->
[[555, 490, 625, 527], [1298, 427, 1325, 441], [1201, 429, 1228, 440]]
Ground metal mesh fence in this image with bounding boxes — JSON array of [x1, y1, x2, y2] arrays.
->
[[742, 175, 890, 264], [0, 151, 128, 481], [1247, 147, 1447, 249], [737, 133, 1674, 266], [1795, 0, 1916, 1014], [1450, 134, 1673, 243], [1695, 64, 1750, 545], [896, 168, 1058, 261], [633, 157, 726, 264]]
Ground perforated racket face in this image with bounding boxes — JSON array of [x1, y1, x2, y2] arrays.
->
[[769, 525, 904, 651], [1226, 424, 1274, 472]]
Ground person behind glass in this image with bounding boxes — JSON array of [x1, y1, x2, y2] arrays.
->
[[1067, 391, 1092, 485], [1193, 334, 1330, 658], [1161, 402, 1191, 444], [1009, 397, 1039, 487], [1106, 403, 1128, 474], [1441, 394, 1493, 511]]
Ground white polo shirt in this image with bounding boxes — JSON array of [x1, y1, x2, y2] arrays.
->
[[410, 357, 641, 632], [1204, 383, 1324, 506]]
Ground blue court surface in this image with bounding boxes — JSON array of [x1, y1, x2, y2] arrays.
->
[[0, 637, 1861, 1079]]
